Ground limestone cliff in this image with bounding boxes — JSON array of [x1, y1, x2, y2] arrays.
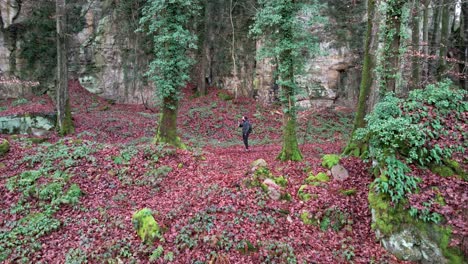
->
[[0, 0, 365, 107]]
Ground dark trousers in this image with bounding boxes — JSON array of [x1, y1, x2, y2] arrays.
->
[[243, 133, 250, 149]]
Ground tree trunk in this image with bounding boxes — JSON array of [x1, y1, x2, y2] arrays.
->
[[421, 0, 430, 81], [383, 0, 404, 94], [429, 1, 441, 77], [198, 0, 210, 96], [56, 0, 73, 136], [343, 0, 376, 157], [462, 2, 468, 92], [437, 0, 450, 80], [230, 0, 239, 98], [411, 0, 420, 89], [155, 97, 184, 148], [277, 22, 302, 161], [278, 112, 302, 161]]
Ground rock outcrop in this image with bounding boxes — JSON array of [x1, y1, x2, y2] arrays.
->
[[0, 113, 56, 135], [0, 1, 363, 107]]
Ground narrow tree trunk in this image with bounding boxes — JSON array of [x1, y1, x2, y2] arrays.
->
[[421, 0, 430, 81], [56, 0, 73, 136], [429, 1, 441, 77], [230, 0, 239, 98], [155, 97, 184, 148], [277, 77, 302, 161], [437, 0, 450, 80], [343, 0, 376, 157], [278, 112, 302, 161], [411, 0, 421, 89], [198, 0, 210, 96], [383, 0, 404, 93], [277, 25, 302, 161], [462, 2, 468, 92]]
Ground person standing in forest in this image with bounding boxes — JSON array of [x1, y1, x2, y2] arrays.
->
[[239, 116, 252, 151]]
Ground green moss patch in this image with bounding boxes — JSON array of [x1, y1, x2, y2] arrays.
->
[[218, 91, 234, 101], [273, 176, 288, 187], [300, 211, 315, 225], [132, 208, 161, 244], [430, 165, 454, 177], [340, 189, 357, 196], [297, 185, 312, 202], [0, 139, 10, 156], [368, 183, 465, 262], [321, 154, 340, 169], [305, 172, 330, 185]]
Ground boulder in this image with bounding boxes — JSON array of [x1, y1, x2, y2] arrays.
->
[[381, 227, 446, 263], [0, 113, 56, 135], [250, 158, 267, 172], [0, 0, 20, 29], [263, 179, 281, 201], [132, 208, 161, 244], [0, 138, 9, 156], [331, 164, 349, 181], [368, 185, 465, 263], [31, 128, 50, 137]]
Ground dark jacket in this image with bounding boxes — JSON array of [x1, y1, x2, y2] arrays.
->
[[240, 120, 252, 135]]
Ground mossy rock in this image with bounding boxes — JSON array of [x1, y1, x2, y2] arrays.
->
[[132, 208, 161, 244], [305, 172, 330, 185], [340, 189, 357, 196], [218, 91, 234, 101], [246, 166, 273, 188], [431, 159, 467, 180], [300, 211, 315, 225], [431, 165, 455, 177], [251, 159, 268, 171], [273, 175, 288, 187], [368, 183, 465, 263], [321, 154, 340, 169], [28, 137, 47, 144], [444, 159, 467, 181], [320, 207, 348, 232], [0, 139, 10, 156], [280, 192, 292, 201], [297, 185, 312, 202]]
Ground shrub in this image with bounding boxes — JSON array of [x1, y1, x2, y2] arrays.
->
[[355, 80, 467, 204]]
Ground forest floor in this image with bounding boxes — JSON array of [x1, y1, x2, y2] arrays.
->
[[0, 81, 464, 263]]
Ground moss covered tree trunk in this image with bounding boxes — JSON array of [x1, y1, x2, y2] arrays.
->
[[197, 0, 211, 96], [278, 112, 302, 161], [343, 0, 376, 157], [436, 0, 450, 80], [462, 1, 468, 92], [155, 97, 183, 148], [421, 0, 430, 80], [383, 0, 404, 93], [56, 0, 74, 136], [429, 2, 442, 77], [411, 0, 420, 89], [277, 27, 302, 161]]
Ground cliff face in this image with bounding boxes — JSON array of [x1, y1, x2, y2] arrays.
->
[[1, 0, 153, 104], [0, 0, 365, 107]]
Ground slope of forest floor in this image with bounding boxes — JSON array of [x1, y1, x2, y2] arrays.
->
[[1, 81, 464, 263]]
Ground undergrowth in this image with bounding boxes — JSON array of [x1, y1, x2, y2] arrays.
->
[[356, 80, 467, 209]]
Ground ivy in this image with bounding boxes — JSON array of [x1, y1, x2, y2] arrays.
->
[[250, 0, 325, 161], [139, 0, 201, 108]]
